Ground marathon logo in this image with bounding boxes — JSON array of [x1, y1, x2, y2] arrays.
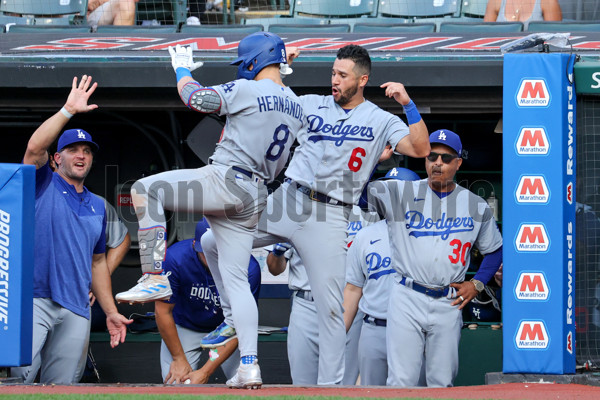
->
[[566, 182, 573, 205], [118, 194, 133, 207], [567, 331, 573, 354], [516, 79, 550, 107], [0, 209, 10, 327], [515, 272, 549, 300], [516, 176, 549, 204], [515, 224, 549, 252], [516, 321, 549, 349], [516, 127, 550, 155]]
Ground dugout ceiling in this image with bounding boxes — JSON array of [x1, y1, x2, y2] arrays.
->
[[1, 32, 599, 113]]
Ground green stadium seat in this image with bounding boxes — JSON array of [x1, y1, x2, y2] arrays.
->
[[96, 25, 178, 33], [243, 17, 328, 31], [292, 0, 377, 18], [0, 15, 34, 26], [269, 23, 351, 33], [0, 0, 87, 25], [439, 21, 523, 32], [559, 0, 600, 21], [460, 0, 488, 18], [7, 24, 91, 33], [136, 0, 187, 27], [526, 21, 600, 32], [180, 24, 263, 34], [353, 22, 436, 33], [378, 0, 462, 19]]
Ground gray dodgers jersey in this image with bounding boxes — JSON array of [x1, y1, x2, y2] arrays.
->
[[285, 95, 408, 204], [209, 78, 304, 182], [345, 220, 394, 320], [369, 179, 503, 287]]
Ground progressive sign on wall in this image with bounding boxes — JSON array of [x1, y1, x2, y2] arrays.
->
[[502, 54, 576, 374]]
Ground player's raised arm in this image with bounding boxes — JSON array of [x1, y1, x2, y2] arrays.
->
[[24, 75, 98, 168], [381, 82, 430, 158]]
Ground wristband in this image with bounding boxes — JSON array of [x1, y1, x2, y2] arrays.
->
[[60, 107, 73, 119], [403, 100, 422, 125], [272, 248, 286, 257], [176, 67, 192, 82]]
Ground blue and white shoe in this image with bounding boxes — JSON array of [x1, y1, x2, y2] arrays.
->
[[115, 272, 172, 304], [201, 321, 237, 348]]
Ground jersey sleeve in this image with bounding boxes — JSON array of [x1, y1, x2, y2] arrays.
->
[[346, 231, 366, 288], [209, 79, 249, 117], [475, 201, 503, 255], [103, 200, 128, 249], [34, 161, 52, 198], [162, 247, 181, 305], [248, 255, 262, 302], [384, 113, 410, 150], [93, 206, 107, 254]]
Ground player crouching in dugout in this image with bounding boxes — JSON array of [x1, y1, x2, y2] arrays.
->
[[367, 129, 503, 387]]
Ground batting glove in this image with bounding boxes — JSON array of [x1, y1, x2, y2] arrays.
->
[[272, 242, 292, 257], [168, 44, 204, 81]]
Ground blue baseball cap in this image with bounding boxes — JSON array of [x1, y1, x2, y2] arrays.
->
[[57, 129, 99, 153], [193, 218, 211, 252], [381, 167, 420, 181], [429, 129, 462, 156]]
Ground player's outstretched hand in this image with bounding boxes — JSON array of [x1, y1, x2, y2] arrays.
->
[[106, 312, 133, 348], [449, 281, 479, 310], [63, 75, 98, 117], [165, 358, 193, 384], [168, 44, 204, 73], [381, 82, 411, 106]]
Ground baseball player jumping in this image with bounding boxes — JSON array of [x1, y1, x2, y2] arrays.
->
[[115, 32, 304, 389], [201, 44, 430, 385], [368, 130, 503, 387]]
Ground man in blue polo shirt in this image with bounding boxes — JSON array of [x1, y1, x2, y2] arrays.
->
[[155, 218, 261, 384], [11, 75, 132, 384]]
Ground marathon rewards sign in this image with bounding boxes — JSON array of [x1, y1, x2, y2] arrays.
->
[[503, 54, 577, 374], [0, 163, 34, 366]]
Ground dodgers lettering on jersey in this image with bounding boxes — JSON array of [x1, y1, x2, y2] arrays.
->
[[368, 180, 502, 287], [346, 221, 395, 320], [285, 95, 409, 204], [209, 79, 304, 182]]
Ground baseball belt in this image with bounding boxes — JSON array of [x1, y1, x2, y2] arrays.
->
[[399, 276, 450, 298], [363, 314, 387, 327], [295, 182, 352, 208], [208, 160, 263, 184], [294, 289, 314, 302]]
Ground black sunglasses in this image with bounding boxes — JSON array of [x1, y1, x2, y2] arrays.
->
[[426, 151, 459, 163]]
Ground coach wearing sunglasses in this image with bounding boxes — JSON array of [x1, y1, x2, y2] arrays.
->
[[367, 129, 503, 387]]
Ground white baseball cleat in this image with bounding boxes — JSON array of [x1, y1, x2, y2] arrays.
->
[[226, 360, 262, 389], [115, 273, 172, 304]]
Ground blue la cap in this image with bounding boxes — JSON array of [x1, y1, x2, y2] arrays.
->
[[193, 218, 210, 252], [429, 129, 462, 156], [382, 167, 420, 181], [57, 129, 99, 153]]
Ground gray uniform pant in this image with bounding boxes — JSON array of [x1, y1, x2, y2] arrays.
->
[[287, 293, 364, 385], [386, 283, 462, 387], [134, 164, 266, 360], [160, 324, 240, 382], [11, 298, 89, 384], [202, 181, 350, 384]]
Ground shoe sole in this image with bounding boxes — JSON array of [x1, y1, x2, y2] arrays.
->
[[227, 381, 262, 389], [200, 335, 237, 349], [116, 294, 172, 305]]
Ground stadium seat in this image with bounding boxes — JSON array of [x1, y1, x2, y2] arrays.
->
[[353, 22, 436, 32], [96, 25, 178, 33], [0, 24, 4, 33], [269, 23, 351, 33], [439, 21, 523, 32], [526, 21, 600, 32], [180, 24, 263, 33], [291, 0, 377, 18], [0, 0, 87, 25], [136, 0, 187, 27], [7, 24, 92, 33], [242, 17, 328, 31], [559, 0, 600, 21], [378, 0, 462, 19], [460, 0, 488, 18]]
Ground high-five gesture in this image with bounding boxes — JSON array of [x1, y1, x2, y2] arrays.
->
[[63, 75, 98, 117]]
